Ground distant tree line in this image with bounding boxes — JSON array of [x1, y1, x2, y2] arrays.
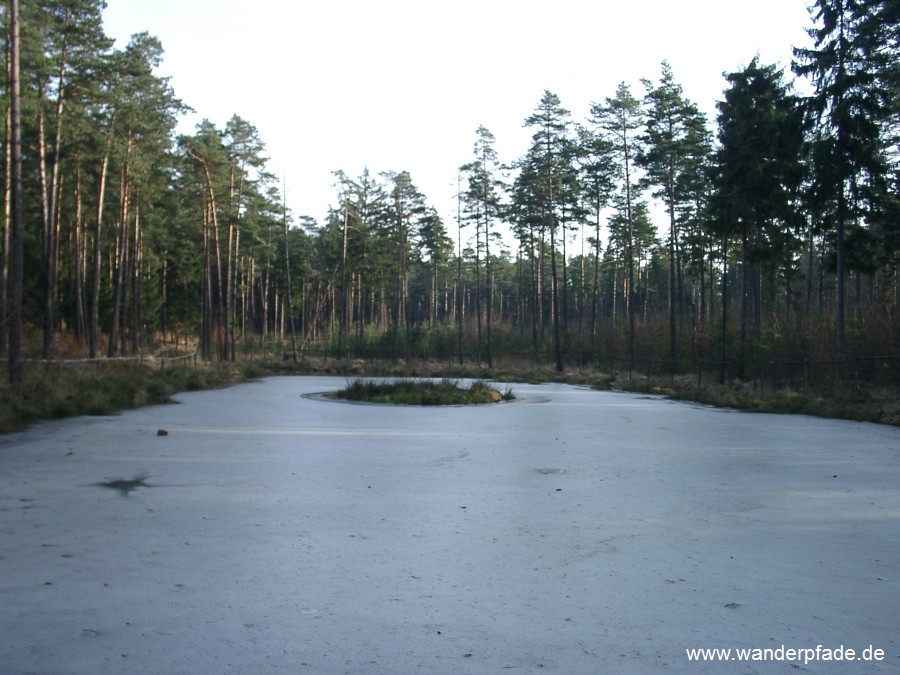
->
[[2, 0, 898, 383]]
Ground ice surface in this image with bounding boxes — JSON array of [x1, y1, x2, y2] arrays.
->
[[1, 377, 898, 673]]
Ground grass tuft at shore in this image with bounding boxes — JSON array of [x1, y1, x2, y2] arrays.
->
[[0, 362, 265, 434]]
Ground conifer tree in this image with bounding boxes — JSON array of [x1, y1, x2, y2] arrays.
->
[[716, 59, 804, 372], [793, 0, 896, 353], [591, 83, 643, 371], [460, 125, 504, 366], [523, 91, 573, 372], [574, 123, 615, 349], [639, 61, 711, 371], [7, 0, 24, 382]]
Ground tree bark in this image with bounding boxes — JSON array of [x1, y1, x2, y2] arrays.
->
[[108, 147, 132, 358], [1, 50, 11, 355], [89, 132, 112, 359], [189, 150, 227, 360], [8, 0, 25, 382], [282, 183, 297, 362], [41, 19, 70, 358], [73, 160, 85, 341]]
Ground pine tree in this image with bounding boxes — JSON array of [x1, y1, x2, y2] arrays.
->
[[31, 0, 111, 358], [716, 58, 804, 373], [508, 145, 546, 353], [523, 91, 574, 372], [104, 33, 183, 357], [575, 123, 615, 351], [182, 120, 231, 360], [223, 115, 267, 360], [460, 125, 504, 366], [382, 171, 427, 363], [7, 0, 25, 382], [591, 83, 643, 371], [415, 205, 452, 327], [793, 0, 896, 353], [639, 61, 711, 371]]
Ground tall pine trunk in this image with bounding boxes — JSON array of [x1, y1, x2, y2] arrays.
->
[[108, 148, 132, 358], [41, 24, 68, 358], [548, 174, 563, 372], [624, 141, 636, 372], [1, 57, 11, 355], [282, 185, 297, 362], [7, 0, 24, 382], [667, 182, 677, 372], [73, 160, 86, 341], [89, 134, 111, 359]]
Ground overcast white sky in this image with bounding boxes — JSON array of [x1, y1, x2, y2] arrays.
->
[[101, 0, 815, 237]]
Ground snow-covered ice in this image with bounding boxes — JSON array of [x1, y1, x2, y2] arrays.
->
[[1, 376, 898, 674]]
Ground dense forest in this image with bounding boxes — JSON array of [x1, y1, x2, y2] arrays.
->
[[2, 0, 898, 385]]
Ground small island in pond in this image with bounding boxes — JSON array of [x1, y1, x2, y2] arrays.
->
[[333, 378, 514, 406]]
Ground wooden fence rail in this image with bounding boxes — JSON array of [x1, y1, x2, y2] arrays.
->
[[24, 352, 198, 370]]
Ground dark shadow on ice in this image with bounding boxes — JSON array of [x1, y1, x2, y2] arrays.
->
[[94, 473, 150, 496]]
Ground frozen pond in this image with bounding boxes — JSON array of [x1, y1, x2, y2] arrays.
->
[[1, 376, 898, 673]]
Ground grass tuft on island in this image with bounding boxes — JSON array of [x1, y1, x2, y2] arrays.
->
[[333, 378, 514, 406]]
